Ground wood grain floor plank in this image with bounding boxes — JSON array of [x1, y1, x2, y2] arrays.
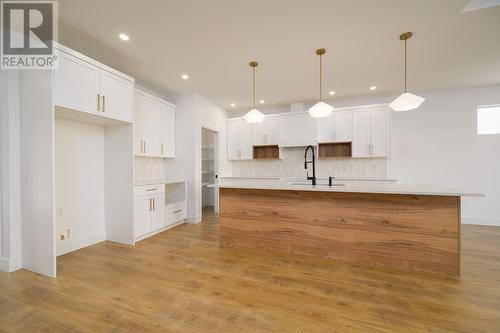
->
[[0, 209, 499, 332]]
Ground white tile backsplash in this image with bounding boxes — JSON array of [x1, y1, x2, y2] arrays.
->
[[231, 147, 387, 178], [135, 157, 167, 183]]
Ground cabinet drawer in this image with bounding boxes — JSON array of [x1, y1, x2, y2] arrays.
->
[[134, 185, 164, 197], [166, 201, 187, 223]]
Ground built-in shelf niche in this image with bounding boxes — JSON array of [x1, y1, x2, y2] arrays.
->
[[253, 145, 280, 159], [318, 142, 352, 158]]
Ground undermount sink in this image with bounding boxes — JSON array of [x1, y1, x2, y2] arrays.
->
[[288, 182, 346, 187]]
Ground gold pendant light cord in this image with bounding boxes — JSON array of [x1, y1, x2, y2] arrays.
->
[[253, 66, 256, 109], [319, 53, 323, 101], [404, 38, 407, 93]]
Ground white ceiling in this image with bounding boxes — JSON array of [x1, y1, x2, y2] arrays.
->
[[58, 0, 500, 110]]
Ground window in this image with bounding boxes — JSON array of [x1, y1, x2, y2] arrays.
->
[[477, 105, 500, 135]]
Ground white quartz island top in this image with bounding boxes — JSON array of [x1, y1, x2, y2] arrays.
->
[[209, 179, 484, 197]]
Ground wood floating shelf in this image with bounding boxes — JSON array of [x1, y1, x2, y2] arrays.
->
[[318, 142, 352, 158], [253, 145, 280, 159]]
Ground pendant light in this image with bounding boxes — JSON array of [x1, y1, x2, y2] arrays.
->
[[243, 61, 265, 123], [389, 32, 425, 112], [308, 48, 334, 118]]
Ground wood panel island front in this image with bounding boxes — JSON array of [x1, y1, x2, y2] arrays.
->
[[211, 180, 483, 278]]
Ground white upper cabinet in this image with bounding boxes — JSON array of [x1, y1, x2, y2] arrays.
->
[[279, 112, 316, 147], [226, 105, 390, 161], [227, 118, 252, 160], [316, 111, 352, 143], [55, 52, 100, 114], [333, 111, 352, 142], [352, 110, 371, 157], [54, 46, 134, 123], [370, 108, 390, 157], [316, 114, 334, 143], [161, 104, 176, 158], [252, 115, 280, 146], [99, 70, 134, 122], [352, 107, 391, 157], [134, 89, 176, 158]]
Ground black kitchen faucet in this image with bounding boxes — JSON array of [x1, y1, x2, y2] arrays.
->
[[304, 145, 316, 186]]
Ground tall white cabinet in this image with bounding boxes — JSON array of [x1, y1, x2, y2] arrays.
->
[[134, 89, 176, 158]]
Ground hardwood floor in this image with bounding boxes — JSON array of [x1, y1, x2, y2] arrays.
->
[[1, 210, 500, 332]]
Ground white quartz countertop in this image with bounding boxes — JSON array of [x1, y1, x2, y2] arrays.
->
[[209, 180, 484, 197], [135, 179, 187, 186], [221, 176, 398, 182]]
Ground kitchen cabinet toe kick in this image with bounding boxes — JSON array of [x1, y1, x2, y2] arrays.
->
[[219, 188, 461, 278]]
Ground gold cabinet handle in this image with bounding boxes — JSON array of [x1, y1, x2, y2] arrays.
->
[[152, 198, 155, 211], [149, 198, 152, 211], [144, 140, 146, 154], [97, 94, 100, 111], [161, 144, 164, 155], [102, 95, 105, 112]]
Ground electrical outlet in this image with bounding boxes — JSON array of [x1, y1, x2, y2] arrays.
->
[[58, 228, 71, 241]]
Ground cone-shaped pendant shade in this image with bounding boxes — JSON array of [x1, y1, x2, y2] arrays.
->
[[309, 101, 334, 118], [389, 92, 425, 112], [390, 32, 425, 112], [244, 61, 265, 123], [243, 108, 265, 123], [308, 48, 333, 118]]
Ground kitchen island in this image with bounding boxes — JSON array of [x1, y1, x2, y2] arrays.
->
[[210, 180, 483, 278]]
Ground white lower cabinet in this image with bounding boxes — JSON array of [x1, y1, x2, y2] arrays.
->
[[134, 181, 187, 241], [166, 201, 187, 225], [134, 185, 165, 239]]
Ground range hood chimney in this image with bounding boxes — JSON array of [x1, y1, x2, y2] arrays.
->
[[290, 102, 304, 113]]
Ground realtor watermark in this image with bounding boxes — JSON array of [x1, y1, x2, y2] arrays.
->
[[1, 0, 58, 69]]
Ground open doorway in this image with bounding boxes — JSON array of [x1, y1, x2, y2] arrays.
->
[[202, 128, 218, 219]]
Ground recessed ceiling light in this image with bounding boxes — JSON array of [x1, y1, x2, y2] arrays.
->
[[329, 91, 335, 95], [181, 74, 189, 80], [119, 33, 129, 41], [230, 103, 236, 107], [259, 99, 265, 104], [370, 86, 377, 90]]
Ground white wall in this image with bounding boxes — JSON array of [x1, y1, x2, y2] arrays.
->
[[228, 85, 500, 226], [388, 86, 500, 226], [19, 70, 56, 277], [55, 118, 106, 256], [167, 93, 229, 223], [0, 70, 22, 272]]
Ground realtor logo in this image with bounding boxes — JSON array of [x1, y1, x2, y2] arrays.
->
[[1, 0, 58, 69]]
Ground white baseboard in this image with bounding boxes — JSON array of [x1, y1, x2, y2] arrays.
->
[[186, 217, 199, 224], [57, 233, 105, 257], [135, 220, 185, 242], [0, 257, 9, 272], [0, 256, 21, 272], [462, 216, 500, 227]]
